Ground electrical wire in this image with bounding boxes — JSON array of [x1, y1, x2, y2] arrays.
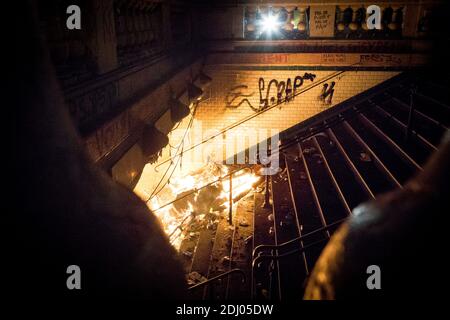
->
[[146, 102, 199, 202]]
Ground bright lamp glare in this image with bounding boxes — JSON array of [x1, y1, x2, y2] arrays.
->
[[260, 13, 279, 34]]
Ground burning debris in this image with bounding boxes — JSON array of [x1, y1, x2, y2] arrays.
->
[[147, 163, 261, 250], [187, 271, 207, 286]]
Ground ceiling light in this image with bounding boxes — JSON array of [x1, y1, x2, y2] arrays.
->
[[260, 13, 280, 34]]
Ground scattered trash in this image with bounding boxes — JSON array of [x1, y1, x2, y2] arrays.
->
[[261, 289, 270, 299], [303, 147, 316, 155], [206, 221, 217, 230], [267, 214, 274, 222], [278, 167, 288, 178], [187, 232, 199, 240], [221, 256, 231, 265], [281, 213, 294, 227], [187, 271, 207, 285], [244, 235, 253, 245], [149, 162, 259, 251], [182, 250, 193, 258], [239, 219, 249, 227], [313, 153, 323, 164], [269, 226, 274, 236], [360, 152, 372, 162]]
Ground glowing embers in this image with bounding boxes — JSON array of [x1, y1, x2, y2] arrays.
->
[[147, 163, 260, 250]]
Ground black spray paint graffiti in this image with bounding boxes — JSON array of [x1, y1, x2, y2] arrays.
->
[[319, 81, 335, 104], [225, 72, 317, 113], [225, 85, 255, 109], [258, 73, 316, 111]]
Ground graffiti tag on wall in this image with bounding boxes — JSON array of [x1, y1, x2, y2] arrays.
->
[[225, 72, 318, 112], [225, 85, 255, 109], [319, 81, 336, 104], [258, 72, 316, 111]]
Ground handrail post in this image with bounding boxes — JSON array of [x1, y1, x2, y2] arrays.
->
[[262, 173, 271, 208], [406, 84, 417, 142], [228, 173, 233, 225]]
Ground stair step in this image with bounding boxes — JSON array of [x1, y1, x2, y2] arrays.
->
[[284, 144, 328, 273], [203, 213, 235, 300], [226, 194, 255, 300], [270, 156, 306, 300], [330, 124, 398, 195], [189, 228, 216, 299], [252, 191, 276, 300], [362, 102, 434, 165], [299, 139, 350, 223], [381, 95, 446, 145], [393, 84, 450, 128], [315, 133, 373, 209]]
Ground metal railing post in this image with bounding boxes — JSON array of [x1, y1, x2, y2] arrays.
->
[[228, 173, 233, 225], [261, 174, 271, 208], [406, 84, 417, 142]]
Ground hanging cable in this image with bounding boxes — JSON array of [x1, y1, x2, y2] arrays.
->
[[146, 102, 199, 202]]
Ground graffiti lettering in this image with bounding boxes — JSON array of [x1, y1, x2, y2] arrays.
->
[[258, 72, 316, 111], [225, 85, 255, 109], [225, 72, 317, 113], [320, 81, 335, 104]]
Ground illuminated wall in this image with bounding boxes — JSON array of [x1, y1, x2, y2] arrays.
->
[[132, 67, 399, 201]]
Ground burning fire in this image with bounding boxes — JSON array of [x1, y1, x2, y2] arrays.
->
[[146, 163, 260, 250]]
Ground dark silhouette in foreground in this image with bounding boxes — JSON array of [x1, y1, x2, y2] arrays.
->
[[13, 1, 186, 299], [305, 131, 449, 299]]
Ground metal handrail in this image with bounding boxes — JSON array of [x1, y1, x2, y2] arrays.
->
[[188, 268, 246, 290], [252, 238, 329, 270], [252, 218, 347, 258], [251, 223, 346, 300], [151, 165, 255, 211]]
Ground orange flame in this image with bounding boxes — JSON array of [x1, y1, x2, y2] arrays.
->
[[146, 164, 259, 250]]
